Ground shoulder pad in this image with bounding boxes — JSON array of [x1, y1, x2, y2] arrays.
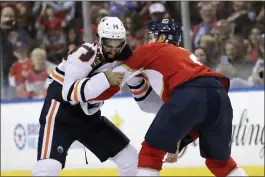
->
[[67, 43, 97, 62]]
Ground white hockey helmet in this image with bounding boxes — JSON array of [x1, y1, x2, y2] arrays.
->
[[98, 16, 126, 39], [97, 16, 126, 59]]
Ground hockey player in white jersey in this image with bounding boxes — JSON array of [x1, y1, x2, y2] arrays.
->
[[32, 17, 138, 176]]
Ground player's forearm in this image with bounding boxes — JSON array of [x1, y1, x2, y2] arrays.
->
[[87, 64, 133, 101], [62, 72, 110, 103], [85, 64, 143, 102], [135, 90, 164, 114], [88, 86, 120, 101], [127, 77, 150, 101], [86, 66, 133, 101]]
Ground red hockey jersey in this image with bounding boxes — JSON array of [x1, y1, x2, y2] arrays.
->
[[95, 43, 229, 102]]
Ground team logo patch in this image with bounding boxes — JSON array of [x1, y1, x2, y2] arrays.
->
[[57, 146, 64, 153], [14, 124, 26, 150]]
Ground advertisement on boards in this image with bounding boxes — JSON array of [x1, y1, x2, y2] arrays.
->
[[1, 90, 264, 171]]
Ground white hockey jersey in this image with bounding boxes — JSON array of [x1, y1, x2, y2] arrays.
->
[[92, 67, 165, 115], [47, 42, 120, 115]]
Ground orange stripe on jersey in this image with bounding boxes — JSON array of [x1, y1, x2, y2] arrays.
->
[[73, 80, 81, 102], [43, 100, 58, 159], [131, 80, 149, 95], [51, 71, 64, 83]]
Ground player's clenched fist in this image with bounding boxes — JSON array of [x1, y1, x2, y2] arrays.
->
[[104, 70, 124, 86]]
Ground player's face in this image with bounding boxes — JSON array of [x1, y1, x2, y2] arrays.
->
[[145, 33, 157, 44], [102, 38, 125, 59]]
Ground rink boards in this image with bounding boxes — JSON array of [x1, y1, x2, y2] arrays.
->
[[1, 88, 264, 176]]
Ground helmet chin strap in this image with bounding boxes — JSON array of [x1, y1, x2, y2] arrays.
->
[[98, 37, 104, 56], [94, 45, 107, 64], [97, 44, 111, 62], [98, 38, 110, 62]]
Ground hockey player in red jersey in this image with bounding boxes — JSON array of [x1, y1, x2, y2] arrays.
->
[[95, 19, 248, 176]]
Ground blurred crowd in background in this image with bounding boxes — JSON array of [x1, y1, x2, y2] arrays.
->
[[0, 1, 264, 100]]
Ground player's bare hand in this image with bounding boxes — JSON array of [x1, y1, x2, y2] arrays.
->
[[164, 153, 178, 163], [104, 70, 124, 86]]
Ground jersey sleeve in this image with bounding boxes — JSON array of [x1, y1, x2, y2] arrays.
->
[[126, 75, 163, 114], [88, 64, 134, 101], [90, 66, 164, 114], [62, 44, 110, 103]]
